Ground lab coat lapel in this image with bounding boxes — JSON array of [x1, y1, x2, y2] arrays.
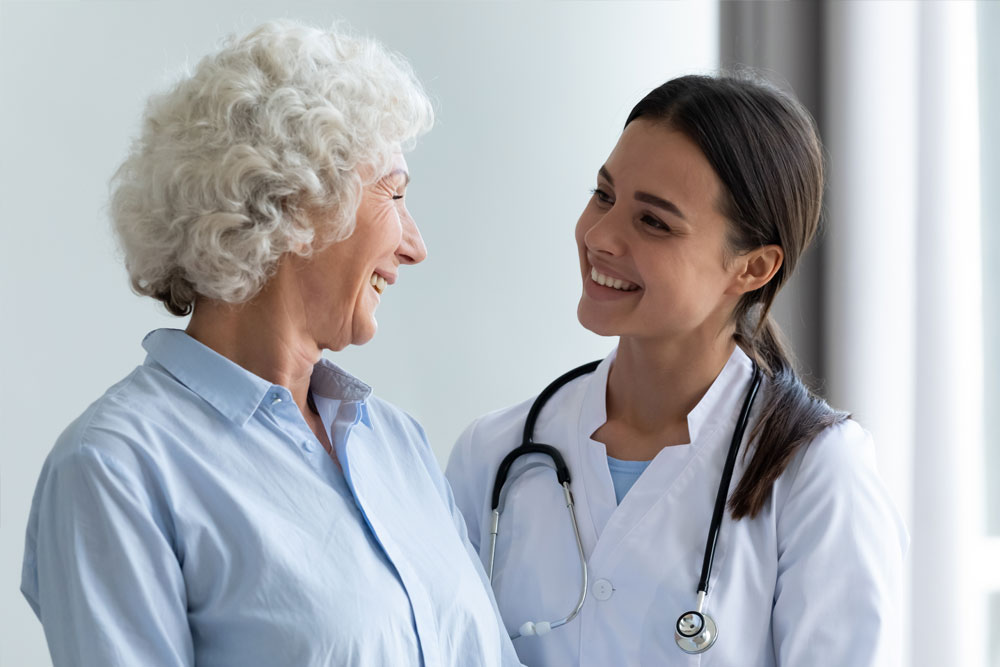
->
[[583, 347, 756, 575], [573, 352, 618, 548]]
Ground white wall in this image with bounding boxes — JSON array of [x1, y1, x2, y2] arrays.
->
[[0, 2, 718, 664]]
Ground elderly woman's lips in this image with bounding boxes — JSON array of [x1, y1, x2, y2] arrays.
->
[[369, 272, 387, 294]]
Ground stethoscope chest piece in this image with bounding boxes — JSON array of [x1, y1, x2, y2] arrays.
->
[[675, 609, 718, 654]]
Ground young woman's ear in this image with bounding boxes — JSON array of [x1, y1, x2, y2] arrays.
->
[[727, 245, 784, 295]]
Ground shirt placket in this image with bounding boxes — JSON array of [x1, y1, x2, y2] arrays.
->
[[338, 420, 440, 667]]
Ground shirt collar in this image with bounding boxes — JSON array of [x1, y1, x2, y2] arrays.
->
[[310, 358, 373, 429], [141, 329, 373, 428]]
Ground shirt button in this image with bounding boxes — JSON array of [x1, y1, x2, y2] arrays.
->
[[592, 579, 614, 601], [302, 439, 316, 452], [271, 394, 283, 405]]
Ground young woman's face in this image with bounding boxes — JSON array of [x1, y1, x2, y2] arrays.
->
[[575, 120, 745, 344]]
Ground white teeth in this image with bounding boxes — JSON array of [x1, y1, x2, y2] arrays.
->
[[590, 266, 638, 291], [370, 273, 387, 295]]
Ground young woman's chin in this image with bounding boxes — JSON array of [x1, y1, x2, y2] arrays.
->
[[576, 302, 622, 338]]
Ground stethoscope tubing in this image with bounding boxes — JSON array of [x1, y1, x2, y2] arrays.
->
[[488, 362, 599, 639], [519, 361, 602, 447], [696, 363, 761, 594]]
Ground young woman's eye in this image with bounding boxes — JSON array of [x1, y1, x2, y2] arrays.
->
[[642, 215, 671, 232], [590, 187, 613, 204]]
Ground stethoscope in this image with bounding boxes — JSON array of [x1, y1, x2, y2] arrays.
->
[[487, 358, 761, 654]]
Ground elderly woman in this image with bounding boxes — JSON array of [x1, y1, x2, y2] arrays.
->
[[21, 20, 520, 667]]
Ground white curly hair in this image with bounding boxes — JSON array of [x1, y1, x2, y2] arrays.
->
[[110, 19, 434, 315]]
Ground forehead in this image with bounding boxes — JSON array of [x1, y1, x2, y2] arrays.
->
[[604, 120, 722, 209]]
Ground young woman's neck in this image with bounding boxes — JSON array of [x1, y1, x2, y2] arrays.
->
[[607, 330, 737, 439]]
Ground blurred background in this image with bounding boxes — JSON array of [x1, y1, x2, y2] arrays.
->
[[1, 1, 995, 665]]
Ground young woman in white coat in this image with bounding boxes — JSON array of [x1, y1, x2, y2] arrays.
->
[[446, 74, 907, 667]]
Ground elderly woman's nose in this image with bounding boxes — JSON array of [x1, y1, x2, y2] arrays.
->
[[397, 212, 427, 265]]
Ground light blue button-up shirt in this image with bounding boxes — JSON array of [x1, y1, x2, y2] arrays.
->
[[22, 329, 521, 667]]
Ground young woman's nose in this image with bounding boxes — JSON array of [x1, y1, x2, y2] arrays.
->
[[583, 207, 628, 258]]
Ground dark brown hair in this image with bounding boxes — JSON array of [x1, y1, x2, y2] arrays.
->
[[626, 73, 848, 519]]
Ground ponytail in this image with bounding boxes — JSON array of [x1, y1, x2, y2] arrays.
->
[[729, 308, 848, 519]]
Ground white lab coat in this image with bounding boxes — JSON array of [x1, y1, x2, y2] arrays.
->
[[446, 347, 907, 667]]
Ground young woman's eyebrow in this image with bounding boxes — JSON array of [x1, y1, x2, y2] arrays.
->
[[634, 191, 686, 220], [598, 165, 686, 219]]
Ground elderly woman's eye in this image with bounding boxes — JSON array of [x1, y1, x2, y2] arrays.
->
[[392, 194, 404, 201]]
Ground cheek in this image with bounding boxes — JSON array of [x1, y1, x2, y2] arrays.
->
[[370, 211, 402, 254]]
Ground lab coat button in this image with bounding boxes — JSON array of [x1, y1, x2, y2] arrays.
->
[[592, 578, 614, 600]]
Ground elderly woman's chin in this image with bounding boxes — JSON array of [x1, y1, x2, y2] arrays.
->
[[302, 306, 377, 353], [352, 280, 383, 346], [340, 306, 379, 350], [315, 273, 389, 350]]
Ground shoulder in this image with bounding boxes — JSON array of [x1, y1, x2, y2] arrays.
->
[[448, 360, 601, 469], [25, 368, 178, 576], [33, 365, 201, 518], [36, 361, 215, 516], [446, 393, 541, 482], [459, 396, 535, 450], [781, 419, 877, 496], [444, 395, 536, 511], [47, 367, 164, 470], [774, 418, 908, 553]]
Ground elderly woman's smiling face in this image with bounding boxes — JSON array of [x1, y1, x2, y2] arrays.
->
[[294, 151, 426, 351]]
